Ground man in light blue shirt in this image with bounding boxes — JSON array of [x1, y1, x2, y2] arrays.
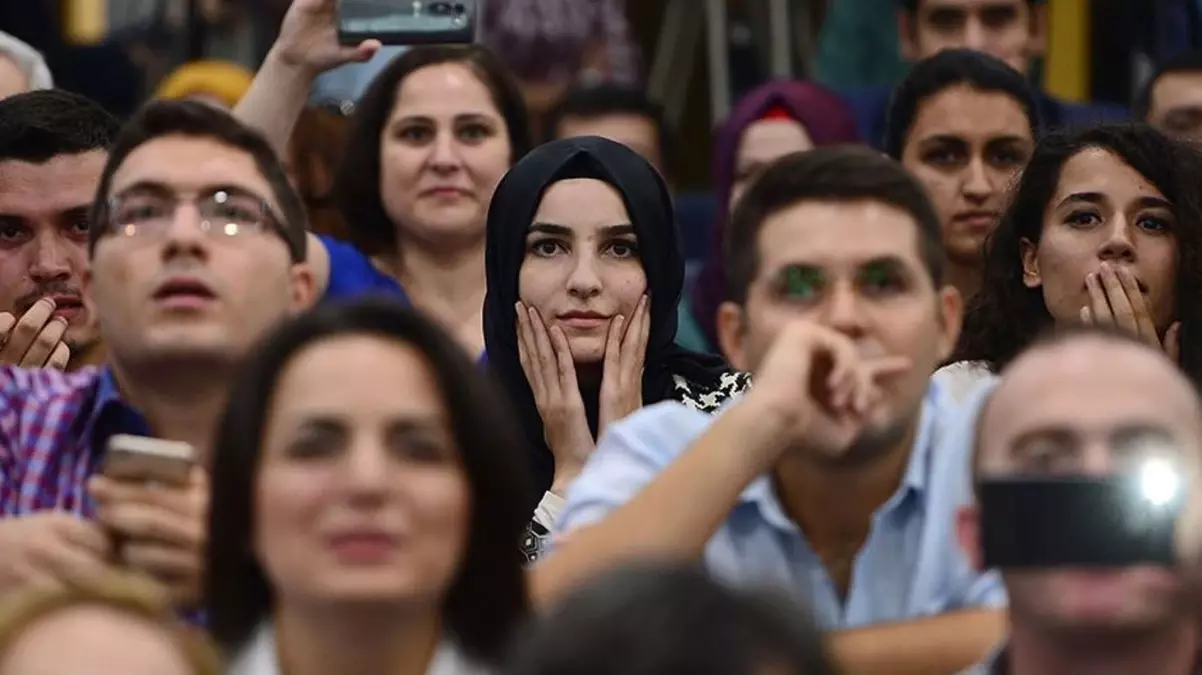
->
[[541, 146, 1004, 673]]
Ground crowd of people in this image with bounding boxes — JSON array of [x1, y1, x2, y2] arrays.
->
[[4, 0, 1202, 674]]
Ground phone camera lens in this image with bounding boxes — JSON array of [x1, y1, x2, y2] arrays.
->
[[427, 2, 454, 15]]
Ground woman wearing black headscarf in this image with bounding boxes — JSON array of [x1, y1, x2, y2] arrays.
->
[[482, 136, 750, 562]]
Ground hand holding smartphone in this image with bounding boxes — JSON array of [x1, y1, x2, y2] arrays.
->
[[338, 0, 477, 46]]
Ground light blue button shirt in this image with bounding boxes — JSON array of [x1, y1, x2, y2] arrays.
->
[[556, 376, 1003, 629]]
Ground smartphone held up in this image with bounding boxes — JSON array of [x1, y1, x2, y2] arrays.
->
[[103, 434, 196, 487], [338, 0, 477, 46]]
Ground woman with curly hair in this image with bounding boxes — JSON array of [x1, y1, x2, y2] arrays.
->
[[943, 124, 1202, 396]]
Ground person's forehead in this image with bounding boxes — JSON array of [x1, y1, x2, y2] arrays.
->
[[918, 0, 1027, 13], [0, 151, 106, 215], [391, 62, 500, 119], [986, 341, 1200, 444], [755, 199, 926, 273], [535, 178, 627, 220], [558, 114, 658, 148], [1049, 148, 1163, 206], [738, 120, 811, 164], [1151, 71, 1202, 110], [909, 85, 1033, 142], [109, 135, 274, 201]]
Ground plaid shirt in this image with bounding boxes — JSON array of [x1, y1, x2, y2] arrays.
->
[[0, 365, 150, 517]]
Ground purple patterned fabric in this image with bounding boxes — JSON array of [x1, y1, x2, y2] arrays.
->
[[478, 0, 641, 85], [0, 365, 146, 517], [688, 80, 863, 349]]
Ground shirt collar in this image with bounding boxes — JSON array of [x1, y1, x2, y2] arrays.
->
[[739, 379, 948, 530], [84, 366, 152, 454]]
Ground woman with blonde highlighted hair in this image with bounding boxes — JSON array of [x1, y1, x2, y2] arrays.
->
[[0, 574, 221, 675]]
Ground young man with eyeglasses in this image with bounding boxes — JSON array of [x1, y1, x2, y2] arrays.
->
[[0, 100, 315, 611]]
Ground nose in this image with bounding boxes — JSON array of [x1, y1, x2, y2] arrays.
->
[[1080, 441, 1117, 477], [342, 436, 390, 503], [963, 17, 988, 51], [28, 231, 73, 282], [961, 157, 993, 203], [1097, 216, 1137, 264], [821, 280, 867, 338], [428, 129, 463, 173], [160, 202, 210, 262], [566, 253, 603, 300]]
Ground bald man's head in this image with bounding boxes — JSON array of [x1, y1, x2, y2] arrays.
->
[[975, 327, 1202, 479], [964, 326, 1200, 637]]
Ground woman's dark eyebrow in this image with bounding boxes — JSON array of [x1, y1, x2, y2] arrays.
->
[[528, 223, 573, 236], [527, 223, 635, 236]]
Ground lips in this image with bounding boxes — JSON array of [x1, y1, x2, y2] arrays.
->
[[327, 531, 398, 563], [557, 311, 610, 329], [952, 210, 999, 230], [152, 276, 217, 309]]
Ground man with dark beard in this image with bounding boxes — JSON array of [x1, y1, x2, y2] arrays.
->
[[0, 90, 119, 369]]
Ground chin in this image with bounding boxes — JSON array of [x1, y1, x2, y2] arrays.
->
[[566, 336, 606, 363], [314, 573, 449, 607]]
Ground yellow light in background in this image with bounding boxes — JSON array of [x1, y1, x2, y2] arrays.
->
[[62, 0, 109, 45], [1044, 0, 1088, 103]]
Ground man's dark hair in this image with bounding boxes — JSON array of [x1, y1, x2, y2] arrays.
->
[[885, 48, 1040, 158], [87, 100, 307, 263], [206, 298, 532, 665], [1134, 51, 1202, 121], [724, 145, 945, 305], [502, 564, 837, 675], [899, 0, 1040, 13], [542, 83, 675, 175], [0, 89, 120, 164]]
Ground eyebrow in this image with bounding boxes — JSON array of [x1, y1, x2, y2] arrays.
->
[[392, 112, 498, 125], [113, 181, 267, 202], [918, 134, 1030, 146], [1056, 192, 1172, 210], [769, 255, 911, 276], [527, 223, 636, 237]]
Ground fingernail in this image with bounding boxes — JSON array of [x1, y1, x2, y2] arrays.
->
[[38, 297, 55, 309]]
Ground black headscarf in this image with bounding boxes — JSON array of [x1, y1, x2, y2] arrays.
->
[[483, 136, 729, 501]]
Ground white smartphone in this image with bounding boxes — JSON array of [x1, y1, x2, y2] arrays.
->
[[103, 434, 195, 486]]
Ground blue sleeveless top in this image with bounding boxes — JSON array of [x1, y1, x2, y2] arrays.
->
[[317, 234, 410, 304]]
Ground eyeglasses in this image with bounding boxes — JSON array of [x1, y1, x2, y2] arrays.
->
[[106, 190, 283, 240]]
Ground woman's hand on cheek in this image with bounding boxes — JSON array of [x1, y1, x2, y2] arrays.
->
[[516, 302, 595, 494], [599, 295, 649, 433]]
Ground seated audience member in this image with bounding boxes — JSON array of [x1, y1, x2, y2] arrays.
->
[[885, 49, 1039, 305], [0, 31, 52, 100], [0, 89, 121, 370], [286, 105, 350, 240], [542, 83, 673, 179], [686, 80, 861, 354], [948, 124, 1202, 397], [155, 60, 255, 111], [0, 100, 313, 611], [537, 147, 1004, 674], [480, 136, 749, 560], [958, 326, 1200, 674], [1135, 51, 1202, 141], [504, 564, 837, 675], [842, 0, 1125, 149], [206, 299, 530, 675], [235, 1, 531, 356], [0, 574, 221, 675]]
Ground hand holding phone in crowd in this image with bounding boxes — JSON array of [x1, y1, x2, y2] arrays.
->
[[88, 436, 209, 609], [273, 0, 382, 75], [0, 297, 71, 369], [0, 513, 114, 596]]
